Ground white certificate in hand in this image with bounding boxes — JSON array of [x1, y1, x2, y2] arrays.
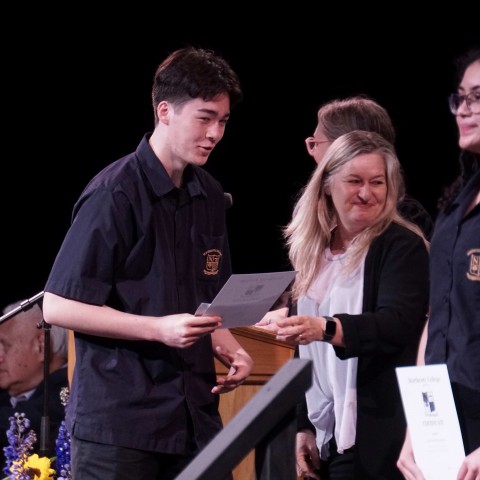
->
[[195, 271, 296, 328], [396, 364, 465, 480]]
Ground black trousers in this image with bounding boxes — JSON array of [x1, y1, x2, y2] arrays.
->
[[306, 438, 355, 480], [71, 436, 197, 480], [70, 406, 233, 480]]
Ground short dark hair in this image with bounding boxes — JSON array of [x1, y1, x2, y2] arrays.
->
[[151, 46, 243, 123]]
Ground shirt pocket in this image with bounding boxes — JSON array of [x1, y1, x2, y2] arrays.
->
[[194, 232, 227, 281]]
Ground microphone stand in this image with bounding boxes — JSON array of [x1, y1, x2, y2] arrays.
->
[[0, 291, 45, 325], [0, 291, 53, 457]]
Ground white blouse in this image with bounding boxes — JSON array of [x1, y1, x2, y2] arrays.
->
[[298, 247, 366, 459]]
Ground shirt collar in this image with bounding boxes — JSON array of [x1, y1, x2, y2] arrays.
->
[[10, 388, 35, 408], [136, 133, 206, 201]]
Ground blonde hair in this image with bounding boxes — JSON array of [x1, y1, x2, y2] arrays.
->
[[285, 130, 428, 300]]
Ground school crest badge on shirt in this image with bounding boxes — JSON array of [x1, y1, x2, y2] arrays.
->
[[203, 249, 222, 276], [467, 248, 480, 281]]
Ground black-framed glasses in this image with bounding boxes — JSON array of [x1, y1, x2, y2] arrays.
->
[[448, 91, 480, 115], [305, 136, 330, 152]]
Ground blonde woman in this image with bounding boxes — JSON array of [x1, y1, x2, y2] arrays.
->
[[261, 130, 429, 479]]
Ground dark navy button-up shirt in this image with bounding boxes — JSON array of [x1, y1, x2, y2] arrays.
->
[[45, 133, 232, 453], [426, 170, 480, 393]]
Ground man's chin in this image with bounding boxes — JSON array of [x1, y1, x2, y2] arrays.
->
[[192, 155, 210, 166]]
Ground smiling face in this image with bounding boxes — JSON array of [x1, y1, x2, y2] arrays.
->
[[455, 60, 480, 154], [160, 93, 231, 169], [327, 152, 387, 234]]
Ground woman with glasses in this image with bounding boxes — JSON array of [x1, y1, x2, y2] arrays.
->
[[397, 46, 480, 480], [304, 96, 434, 239]]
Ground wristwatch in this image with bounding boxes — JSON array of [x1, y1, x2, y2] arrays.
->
[[323, 316, 336, 342]]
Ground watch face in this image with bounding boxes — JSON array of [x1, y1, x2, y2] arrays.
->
[[325, 318, 336, 340]]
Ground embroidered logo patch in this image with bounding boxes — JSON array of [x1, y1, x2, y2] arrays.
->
[[203, 249, 222, 276], [467, 248, 480, 281]]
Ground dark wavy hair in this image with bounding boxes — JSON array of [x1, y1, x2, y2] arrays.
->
[[437, 46, 480, 213], [151, 46, 243, 125]]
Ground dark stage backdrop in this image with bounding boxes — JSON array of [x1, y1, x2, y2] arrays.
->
[[1, 10, 477, 308]]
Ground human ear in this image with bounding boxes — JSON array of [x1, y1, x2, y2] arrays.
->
[[156, 101, 170, 125]]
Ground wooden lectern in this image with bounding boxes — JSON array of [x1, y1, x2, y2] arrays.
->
[[215, 326, 296, 480]]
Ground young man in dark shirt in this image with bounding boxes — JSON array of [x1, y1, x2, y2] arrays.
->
[[43, 46, 253, 480]]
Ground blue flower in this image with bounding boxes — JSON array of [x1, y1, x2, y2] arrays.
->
[[2, 388, 71, 480], [3, 412, 37, 478], [54, 421, 71, 480]]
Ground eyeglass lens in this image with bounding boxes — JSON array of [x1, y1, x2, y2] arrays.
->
[[306, 138, 329, 150], [448, 92, 480, 114]]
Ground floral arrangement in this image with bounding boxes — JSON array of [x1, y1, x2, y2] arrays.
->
[[2, 388, 71, 480]]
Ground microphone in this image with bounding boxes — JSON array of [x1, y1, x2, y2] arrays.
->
[[224, 192, 233, 209]]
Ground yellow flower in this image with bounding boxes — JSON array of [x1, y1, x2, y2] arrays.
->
[[10, 453, 55, 480]]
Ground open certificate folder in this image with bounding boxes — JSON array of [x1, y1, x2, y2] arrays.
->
[[195, 271, 296, 328], [396, 364, 465, 480]]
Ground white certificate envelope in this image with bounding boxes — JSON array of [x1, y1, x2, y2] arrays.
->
[[395, 364, 465, 480], [195, 271, 296, 328]]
